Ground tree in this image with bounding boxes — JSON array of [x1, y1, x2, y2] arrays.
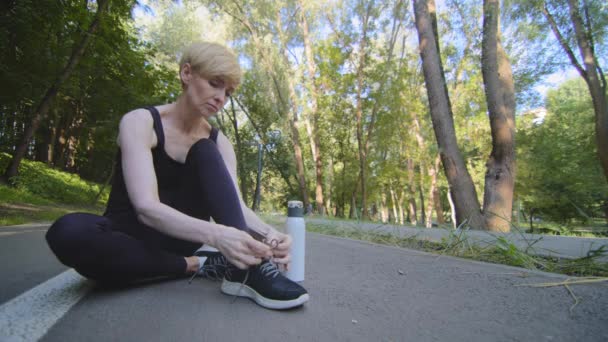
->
[[480, 0, 517, 231], [542, 0, 608, 183], [2, 0, 110, 183], [507, 0, 608, 182], [413, 0, 517, 231], [517, 79, 608, 223], [298, 0, 326, 215], [205, 0, 313, 210], [413, 0, 485, 228]]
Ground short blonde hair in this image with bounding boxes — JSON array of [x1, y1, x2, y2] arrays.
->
[[179, 42, 241, 87]]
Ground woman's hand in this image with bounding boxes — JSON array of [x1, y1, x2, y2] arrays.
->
[[264, 230, 292, 267], [213, 226, 272, 270]]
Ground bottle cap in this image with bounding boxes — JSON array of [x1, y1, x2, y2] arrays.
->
[[287, 200, 304, 217]]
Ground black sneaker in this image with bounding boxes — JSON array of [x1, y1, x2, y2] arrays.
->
[[189, 251, 229, 282], [221, 260, 309, 309]]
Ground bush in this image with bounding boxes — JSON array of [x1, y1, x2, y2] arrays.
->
[[0, 153, 109, 206]]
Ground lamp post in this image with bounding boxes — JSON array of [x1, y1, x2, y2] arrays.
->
[[251, 129, 281, 211]]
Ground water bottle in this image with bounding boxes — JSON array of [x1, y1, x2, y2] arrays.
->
[[285, 200, 305, 282]]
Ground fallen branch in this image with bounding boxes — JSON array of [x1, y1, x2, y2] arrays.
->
[[515, 277, 608, 287], [515, 277, 608, 315]]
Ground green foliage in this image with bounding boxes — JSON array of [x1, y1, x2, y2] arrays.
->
[[0, 183, 53, 206], [0, 0, 177, 184], [503, 0, 608, 108], [0, 153, 109, 206], [0, 182, 103, 226], [516, 79, 608, 223]]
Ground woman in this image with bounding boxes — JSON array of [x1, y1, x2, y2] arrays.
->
[[46, 42, 309, 310]]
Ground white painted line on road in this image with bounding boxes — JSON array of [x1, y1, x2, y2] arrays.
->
[[0, 269, 92, 342]]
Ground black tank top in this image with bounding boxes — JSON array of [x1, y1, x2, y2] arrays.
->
[[104, 106, 218, 222]]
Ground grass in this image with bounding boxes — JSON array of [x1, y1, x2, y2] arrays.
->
[[0, 184, 104, 226], [296, 213, 608, 238], [0, 153, 107, 226], [262, 215, 608, 277], [525, 219, 608, 238]]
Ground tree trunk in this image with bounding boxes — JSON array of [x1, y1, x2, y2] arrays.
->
[[227, 98, 248, 205], [286, 85, 312, 212], [408, 198, 417, 226], [52, 106, 74, 170], [480, 0, 516, 232], [64, 100, 85, 172], [34, 117, 53, 163], [302, 113, 324, 215], [447, 186, 457, 228], [349, 190, 358, 220], [52, 114, 67, 170], [2, 0, 109, 183], [299, 6, 324, 215], [46, 108, 59, 165], [274, 13, 312, 211], [407, 158, 418, 225], [252, 143, 263, 211], [568, 0, 608, 182], [411, 112, 435, 228], [419, 183, 426, 227], [390, 185, 399, 224], [381, 192, 389, 223], [432, 155, 445, 224], [371, 202, 379, 221], [354, 3, 372, 219], [325, 157, 334, 216], [398, 189, 405, 225], [413, 0, 484, 229], [336, 204, 344, 218], [426, 162, 437, 228], [338, 160, 347, 218]]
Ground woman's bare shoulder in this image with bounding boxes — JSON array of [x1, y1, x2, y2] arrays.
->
[[120, 108, 154, 125], [216, 130, 235, 149], [117, 108, 156, 147]]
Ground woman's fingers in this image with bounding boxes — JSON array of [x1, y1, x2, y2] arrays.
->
[[240, 254, 262, 267], [272, 254, 291, 265], [276, 233, 292, 250], [226, 249, 262, 269], [245, 238, 273, 258], [215, 227, 271, 269]]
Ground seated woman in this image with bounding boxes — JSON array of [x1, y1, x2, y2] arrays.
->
[[46, 42, 309, 310]]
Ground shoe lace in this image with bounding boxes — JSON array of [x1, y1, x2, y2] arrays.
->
[[260, 261, 280, 279], [188, 254, 228, 283]]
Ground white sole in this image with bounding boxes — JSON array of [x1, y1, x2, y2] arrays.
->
[[221, 279, 310, 310]]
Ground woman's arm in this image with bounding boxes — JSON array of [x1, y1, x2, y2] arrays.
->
[[118, 110, 270, 268], [216, 133, 292, 264]]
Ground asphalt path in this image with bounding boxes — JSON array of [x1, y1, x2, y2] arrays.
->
[[1, 223, 607, 342], [0, 224, 67, 303]]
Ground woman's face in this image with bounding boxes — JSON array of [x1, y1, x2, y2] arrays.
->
[[181, 64, 235, 118]]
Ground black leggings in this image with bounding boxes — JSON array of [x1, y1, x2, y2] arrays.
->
[[46, 139, 248, 284]]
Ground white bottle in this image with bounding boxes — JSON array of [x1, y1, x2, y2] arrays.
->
[[285, 200, 305, 282]]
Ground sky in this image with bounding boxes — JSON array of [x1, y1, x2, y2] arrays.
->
[[534, 68, 580, 98]]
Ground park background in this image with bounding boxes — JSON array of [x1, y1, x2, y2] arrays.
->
[[1, 0, 607, 240]]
